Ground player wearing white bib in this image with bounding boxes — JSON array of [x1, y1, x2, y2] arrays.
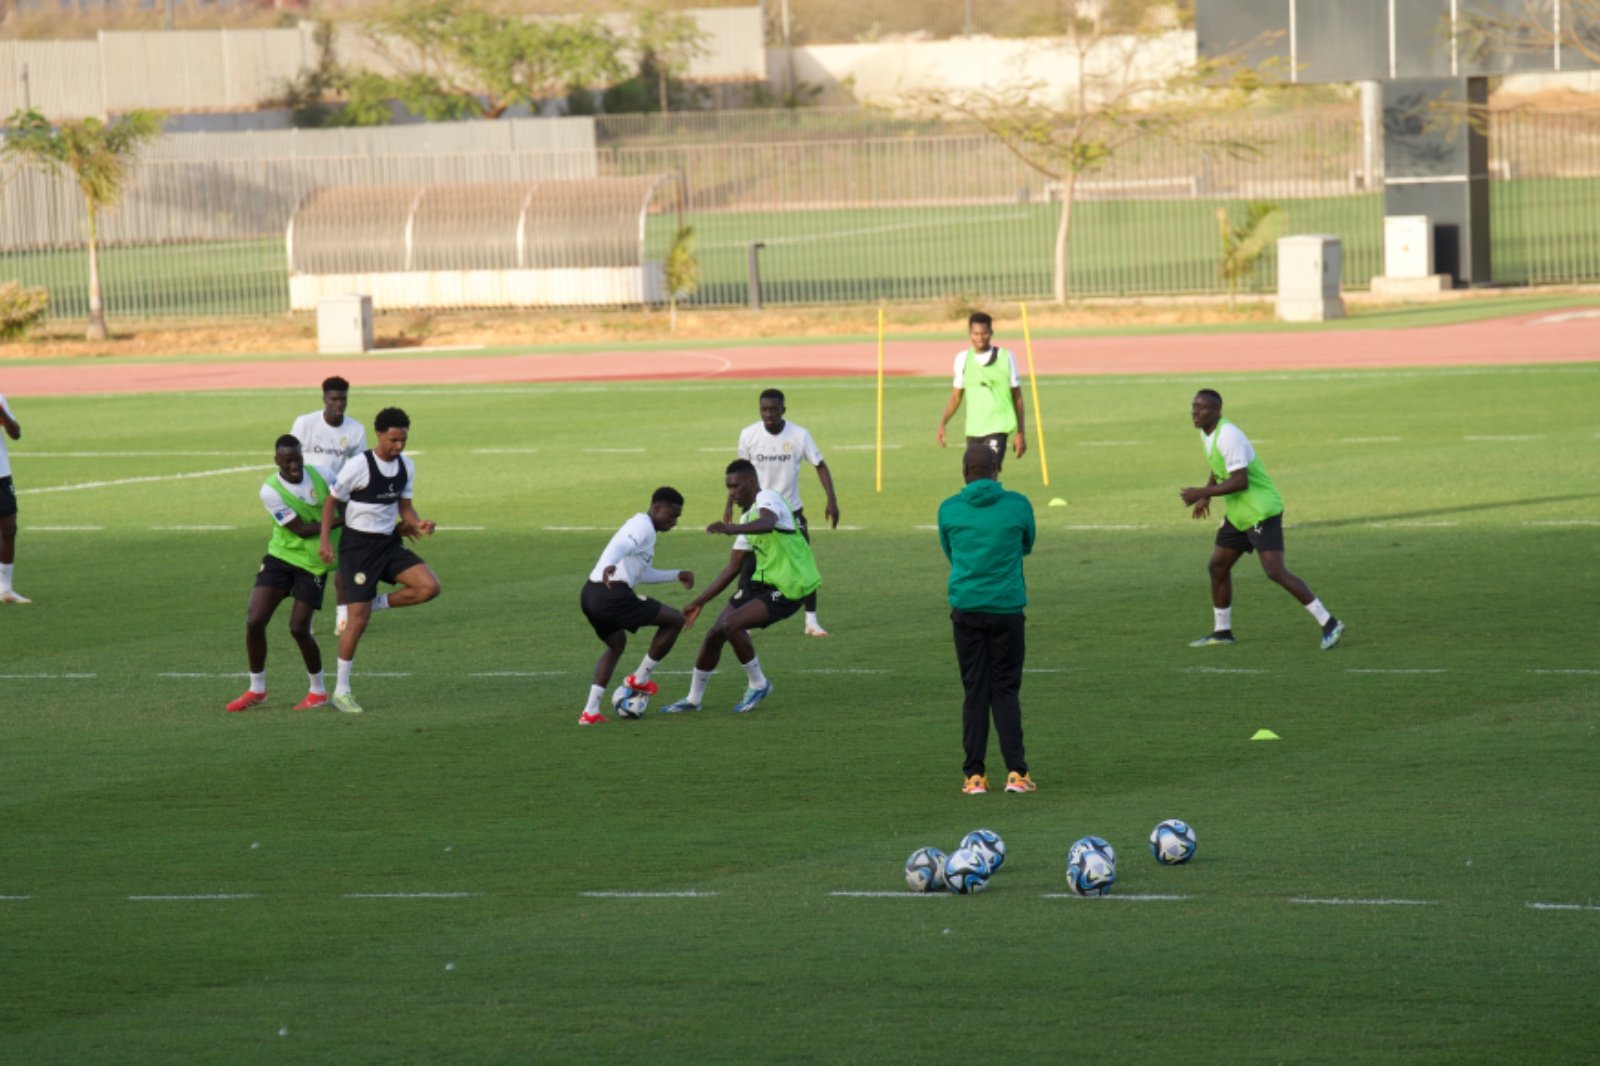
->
[[291, 376, 367, 635], [577, 487, 695, 725], [317, 407, 441, 714], [0, 392, 28, 603], [731, 388, 838, 636]]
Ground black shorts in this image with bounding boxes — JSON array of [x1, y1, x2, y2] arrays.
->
[[338, 529, 426, 604], [730, 580, 803, 629], [1215, 512, 1286, 554], [0, 476, 16, 518], [254, 554, 328, 609], [581, 580, 665, 640], [966, 433, 1009, 471]]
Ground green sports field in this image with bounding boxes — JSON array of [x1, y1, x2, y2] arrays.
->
[[2, 361, 1597, 1060]]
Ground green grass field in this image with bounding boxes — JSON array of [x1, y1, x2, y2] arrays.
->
[[2, 363, 1598, 1060], [7, 175, 1598, 320]]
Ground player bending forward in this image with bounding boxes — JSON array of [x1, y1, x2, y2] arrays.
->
[[661, 460, 822, 715], [578, 487, 695, 726]]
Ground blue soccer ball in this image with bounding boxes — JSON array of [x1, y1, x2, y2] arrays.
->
[[943, 847, 992, 894], [1066, 835, 1117, 897], [904, 847, 948, 893], [1149, 819, 1198, 865], [959, 828, 1006, 874]]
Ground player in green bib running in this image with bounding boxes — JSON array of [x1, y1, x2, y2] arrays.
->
[[936, 311, 1027, 471], [225, 435, 344, 712], [661, 459, 822, 715], [1179, 389, 1345, 650]]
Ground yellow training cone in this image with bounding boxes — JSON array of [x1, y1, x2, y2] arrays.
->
[[1048, 498, 1067, 507], [1251, 729, 1280, 741]]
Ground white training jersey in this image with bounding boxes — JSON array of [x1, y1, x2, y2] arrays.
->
[[260, 464, 336, 527], [0, 393, 12, 479], [330, 451, 415, 534], [290, 411, 368, 469], [588, 512, 678, 588], [951, 347, 1020, 389], [1201, 422, 1256, 474], [737, 420, 824, 512], [733, 489, 798, 552]]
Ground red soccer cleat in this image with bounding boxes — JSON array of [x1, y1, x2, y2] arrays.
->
[[293, 692, 330, 711], [623, 675, 660, 697], [578, 710, 609, 725], [226, 691, 267, 713]]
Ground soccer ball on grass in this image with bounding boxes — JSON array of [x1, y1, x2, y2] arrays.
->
[[610, 685, 650, 718], [904, 847, 949, 893], [1066, 835, 1117, 897], [1149, 819, 1197, 865], [943, 847, 992, 894], [959, 828, 1006, 874]]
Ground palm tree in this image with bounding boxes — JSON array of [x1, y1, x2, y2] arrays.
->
[[664, 225, 699, 332], [3, 109, 164, 340]]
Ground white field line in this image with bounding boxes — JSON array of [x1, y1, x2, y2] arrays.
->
[[0, 672, 96, 679], [1065, 523, 1149, 530], [435, 526, 485, 531], [128, 894, 260, 901], [1186, 667, 1270, 674], [152, 525, 236, 531], [471, 447, 539, 455], [796, 668, 889, 674], [582, 883, 720, 889], [1023, 667, 1085, 674], [469, 671, 569, 677], [828, 891, 946, 898], [912, 524, 939, 530], [1463, 434, 1543, 441], [1040, 893, 1191, 901], [582, 448, 647, 454], [831, 443, 902, 451], [158, 671, 412, 679], [1533, 309, 1600, 323], [1347, 669, 1448, 674], [1523, 520, 1600, 527], [1290, 897, 1436, 906], [1368, 521, 1458, 528], [1528, 669, 1600, 675], [0, 895, 31, 901], [1336, 436, 1402, 443], [543, 526, 605, 532], [23, 464, 263, 494], [1526, 902, 1600, 911], [26, 525, 105, 531], [1076, 440, 1149, 447], [26, 450, 260, 458], [344, 892, 477, 899]]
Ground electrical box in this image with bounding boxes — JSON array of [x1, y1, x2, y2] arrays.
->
[[317, 294, 374, 355], [1384, 215, 1433, 278], [1276, 234, 1344, 322]]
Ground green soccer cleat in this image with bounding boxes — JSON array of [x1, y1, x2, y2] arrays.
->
[[330, 691, 364, 715], [1189, 630, 1236, 647]]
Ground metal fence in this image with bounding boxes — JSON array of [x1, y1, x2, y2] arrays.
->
[[2, 106, 1596, 320]]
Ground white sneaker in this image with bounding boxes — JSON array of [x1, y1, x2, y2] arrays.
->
[[0, 590, 31, 604], [804, 623, 829, 637]]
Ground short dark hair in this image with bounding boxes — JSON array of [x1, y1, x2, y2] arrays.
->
[[374, 407, 410, 433], [759, 388, 785, 406], [1196, 388, 1223, 406], [969, 311, 993, 329], [726, 458, 757, 477], [322, 376, 350, 394], [652, 486, 684, 506], [276, 433, 302, 452], [963, 442, 998, 476]]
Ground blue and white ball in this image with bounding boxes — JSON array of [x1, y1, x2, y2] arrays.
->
[[610, 685, 650, 718], [959, 828, 1006, 874], [1149, 819, 1197, 865], [1066, 835, 1117, 897], [904, 847, 948, 893], [943, 847, 992, 894]]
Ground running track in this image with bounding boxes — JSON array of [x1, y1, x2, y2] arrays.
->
[[2, 309, 1597, 396]]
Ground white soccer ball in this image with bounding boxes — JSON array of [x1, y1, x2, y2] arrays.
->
[[943, 847, 992, 895], [904, 847, 948, 893], [1066, 835, 1117, 897], [959, 828, 1006, 874], [610, 685, 650, 719], [1149, 819, 1197, 865]]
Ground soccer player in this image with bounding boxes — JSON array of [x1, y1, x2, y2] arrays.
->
[[226, 435, 341, 713], [936, 311, 1027, 471], [578, 487, 696, 726], [317, 407, 441, 714], [291, 376, 367, 635], [1179, 389, 1345, 650], [661, 459, 821, 715], [730, 388, 839, 636], [0, 392, 29, 604], [938, 443, 1037, 795]]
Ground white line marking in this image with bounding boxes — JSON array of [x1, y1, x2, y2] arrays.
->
[[912, 524, 939, 530], [1463, 434, 1543, 441], [1336, 436, 1402, 443], [1023, 667, 1084, 673], [543, 526, 605, 532], [25, 450, 259, 458], [581, 891, 718, 898], [1347, 669, 1448, 674], [1531, 309, 1600, 324], [22, 464, 264, 494], [796, 668, 889, 675], [583, 448, 647, 454], [1528, 669, 1600, 675], [0, 672, 96, 679], [470, 447, 539, 455], [832, 443, 902, 451], [1040, 893, 1191, 901], [469, 671, 568, 677], [158, 672, 246, 679], [1, 895, 32, 900], [151, 525, 236, 531], [129, 894, 260, 901], [582, 883, 720, 889], [1290, 897, 1436, 906], [828, 891, 945, 898], [1186, 667, 1270, 674], [435, 526, 485, 531], [1526, 901, 1600, 911], [344, 892, 478, 899], [1076, 440, 1148, 447], [1065, 523, 1149, 530], [1368, 521, 1458, 528], [25, 525, 104, 531], [1523, 520, 1600, 527]]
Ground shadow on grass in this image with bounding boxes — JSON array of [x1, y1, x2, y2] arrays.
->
[[1295, 493, 1600, 530]]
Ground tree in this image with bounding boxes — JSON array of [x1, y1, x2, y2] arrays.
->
[[1216, 200, 1284, 304], [663, 224, 699, 333], [629, 7, 710, 114], [2, 108, 164, 341], [1455, 0, 1600, 67], [349, 0, 626, 122], [895, 12, 1271, 303]]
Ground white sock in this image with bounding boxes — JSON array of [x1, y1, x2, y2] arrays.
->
[[337, 604, 349, 626], [585, 684, 604, 714], [687, 668, 712, 704], [805, 611, 820, 627], [307, 671, 326, 696], [248, 671, 266, 695], [742, 656, 769, 689], [633, 655, 660, 685], [336, 658, 353, 696], [1305, 598, 1331, 626], [0, 562, 11, 592], [373, 594, 390, 611], [1214, 607, 1232, 632]]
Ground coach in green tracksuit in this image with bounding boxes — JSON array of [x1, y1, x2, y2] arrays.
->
[[936, 311, 1027, 471], [938, 443, 1037, 796]]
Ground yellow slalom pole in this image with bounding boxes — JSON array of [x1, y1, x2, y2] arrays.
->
[[1020, 302, 1050, 486], [875, 305, 885, 493]]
